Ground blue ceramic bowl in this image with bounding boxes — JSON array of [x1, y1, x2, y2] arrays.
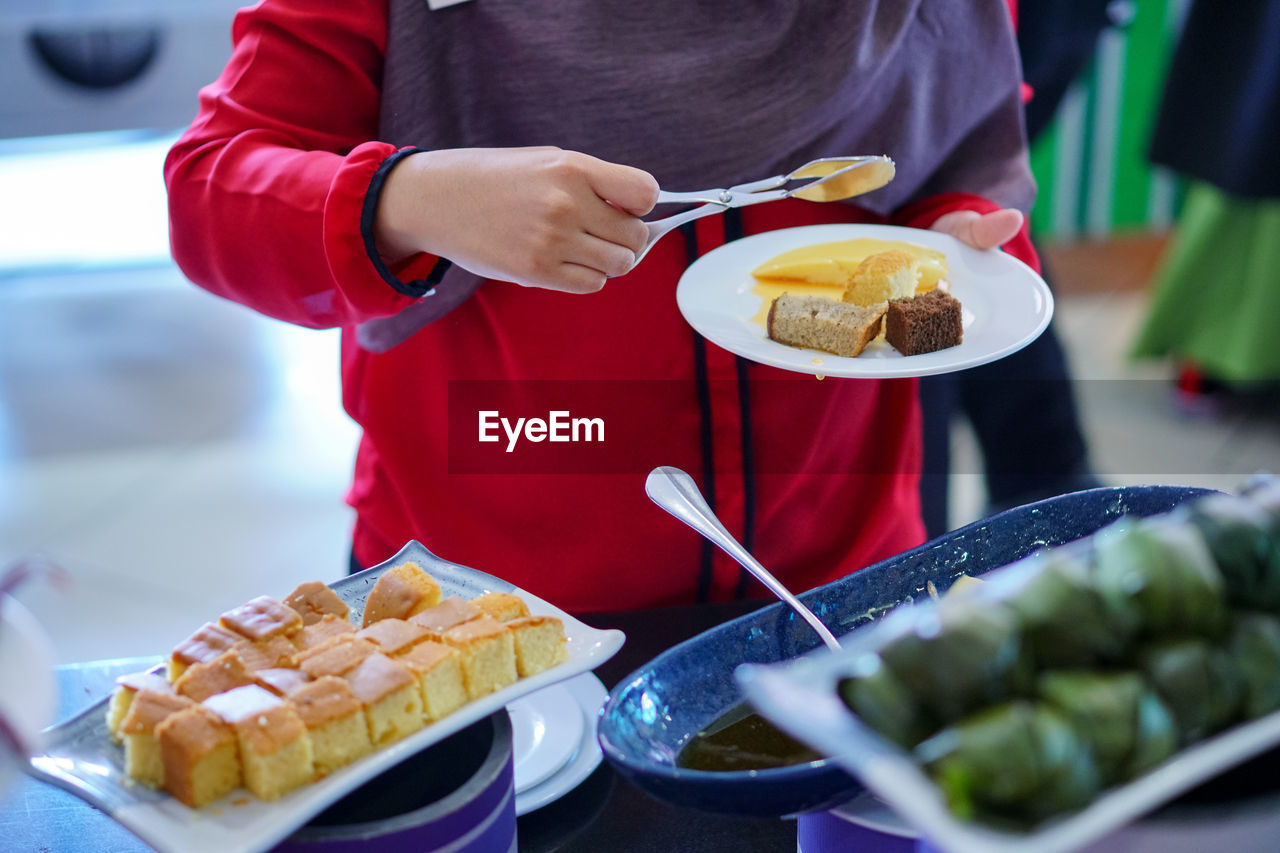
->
[[598, 485, 1218, 817]]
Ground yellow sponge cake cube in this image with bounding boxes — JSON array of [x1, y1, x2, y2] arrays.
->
[[441, 617, 517, 699], [204, 685, 314, 801], [220, 595, 303, 643], [296, 614, 356, 653], [362, 562, 441, 626], [284, 581, 350, 626], [297, 636, 378, 680], [174, 650, 255, 703], [168, 622, 241, 682], [470, 592, 530, 623], [156, 705, 241, 808], [508, 615, 569, 677], [408, 596, 482, 641], [120, 689, 196, 788], [106, 671, 173, 743], [396, 641, 467, 722], [344, 652, 424, 746], [358, 618, 429, 656], [289, 676, 373, 776]]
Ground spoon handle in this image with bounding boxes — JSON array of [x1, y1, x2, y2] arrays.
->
[[645, 467, 842, 651]]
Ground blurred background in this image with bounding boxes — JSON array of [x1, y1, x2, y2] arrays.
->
[[1, 0, 1277, 664]]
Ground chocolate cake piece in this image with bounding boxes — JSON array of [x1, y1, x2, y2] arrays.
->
[[884, 289, 963, 355]]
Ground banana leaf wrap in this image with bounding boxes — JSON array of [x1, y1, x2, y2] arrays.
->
[[1179, 495, 1279, 609], [877, 597, 1031, 724], [837, 651, 936, 748], [915, 701, 1101, 824], [1227, 612, 1280, 719], [1003, 552, 1125, 668], [1242, 472, 1280, 524], [1092, 517, 1228, 640], [1036, 670, 1177, 784], [1139, 637, 1241, 744]]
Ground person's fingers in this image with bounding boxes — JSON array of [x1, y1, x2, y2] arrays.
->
[[566, 231, 637, 279], [548, 262, 609, 294], [580, 157, 660, 216], [969, 208, 1023, 249], [931, 208, 1024, 250], [584, 204, 651, 256]]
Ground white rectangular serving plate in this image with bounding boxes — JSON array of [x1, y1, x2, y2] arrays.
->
[[737, 535, 1280, 853], [27, 540, 625, 853]]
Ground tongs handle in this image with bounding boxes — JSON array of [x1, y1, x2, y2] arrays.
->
[[637, 176, 788, 268]]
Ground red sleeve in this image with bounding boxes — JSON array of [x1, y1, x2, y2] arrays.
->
[[163, 0, 445, 330], [892, 191, 1040, 273]]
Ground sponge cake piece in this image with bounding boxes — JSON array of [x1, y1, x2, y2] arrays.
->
[[843, 250, 919, 306], [289, 676, 373, 776], [106, 671, 173, 743], [156, 705, 241, 808], [767, 293, 886, 358], [395, 641, 468, 722], [121, 689, 196, 788], [441, 616, 517, 699], [169, 622, 242, 682], [507, 615, 569, 677], [253, 667, 312, 698], [357, 618, 429, 656], [232, 634, 299, 672], [173, 650, 255, 703], [284, 581, 350, 626], [296, 614, 357, 653], [408, 596, 482, 641], [220, 595, 303, 642], [470, 592, 529, 622], [344, 652, 424, 746], [203, 685, 314, 801], [362, 562, 441, 626], [297, 636, 378, 680]]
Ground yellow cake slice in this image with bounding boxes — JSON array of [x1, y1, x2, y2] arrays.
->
[[289, 676, 373, 776], [232, 633, 300, 672], [173, 649, 255, 703], [120, 689, 196, 788], [203, 685, 314, 800], [441, 616, 517, 699], [220, 595, 303, 642], [156, 705, 241, 808], [362, 562, 442, 626], [395, 640, 468, 722], [408, 596, 482, 641], [344, 652, 424, 746], [297, 636, 378, 680], [507, 615, 569, 677], [106, 671, 173, 743], [296, 613, 357, 653], [357, 618, 429, 656], [168, 622, 242, 682], [284, 581, 350, 626], [470, 592, 530, 623], [842, 250, 920, 307], [253, 667, 312, 698]]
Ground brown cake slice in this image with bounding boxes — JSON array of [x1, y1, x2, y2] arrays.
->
[[767, 293, 887, 358], [884, 289, 963, 355]]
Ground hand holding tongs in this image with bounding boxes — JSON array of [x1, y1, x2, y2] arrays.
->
[[635, 155, 895, 267]]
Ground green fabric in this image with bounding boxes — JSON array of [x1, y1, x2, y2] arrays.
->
[[1133, 183, 1280, 381]]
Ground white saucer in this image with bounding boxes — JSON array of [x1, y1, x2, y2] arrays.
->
[[508, 682, 585, 794], [513, 672, 608, 815]]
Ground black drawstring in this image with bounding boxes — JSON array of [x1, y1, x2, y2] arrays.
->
[[683, 221, 716, 604], [722, 208, 758, 599]]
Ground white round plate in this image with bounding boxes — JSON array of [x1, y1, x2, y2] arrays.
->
[[675, 222, 1053, 378], [507, 682, 584, 794], [514, 672, 607, 816]]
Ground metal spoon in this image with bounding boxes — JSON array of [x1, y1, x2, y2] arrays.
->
[[634, 155, 895, 268], [645, 466, 842, 651]]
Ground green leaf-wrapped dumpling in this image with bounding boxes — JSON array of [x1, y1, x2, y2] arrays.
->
[[1227, 612, 1280, 720], [1004, 552, 1126, 668], [837, 651, 936, 748], [1139, 637, 1241, 743], [1092, 517, 1228, 640]]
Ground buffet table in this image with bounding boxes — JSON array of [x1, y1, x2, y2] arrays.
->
[[2, 600, 790, 853]]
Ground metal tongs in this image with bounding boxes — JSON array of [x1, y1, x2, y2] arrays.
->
[[636, 155, 895, 267]]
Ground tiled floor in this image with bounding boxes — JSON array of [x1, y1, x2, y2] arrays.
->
[[2, 147, 1278, 666]]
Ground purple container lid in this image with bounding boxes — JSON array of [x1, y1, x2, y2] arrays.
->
[[274, 712, 515, 853]]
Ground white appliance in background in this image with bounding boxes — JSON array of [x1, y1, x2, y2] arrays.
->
[[0, 0, 246, 139]]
